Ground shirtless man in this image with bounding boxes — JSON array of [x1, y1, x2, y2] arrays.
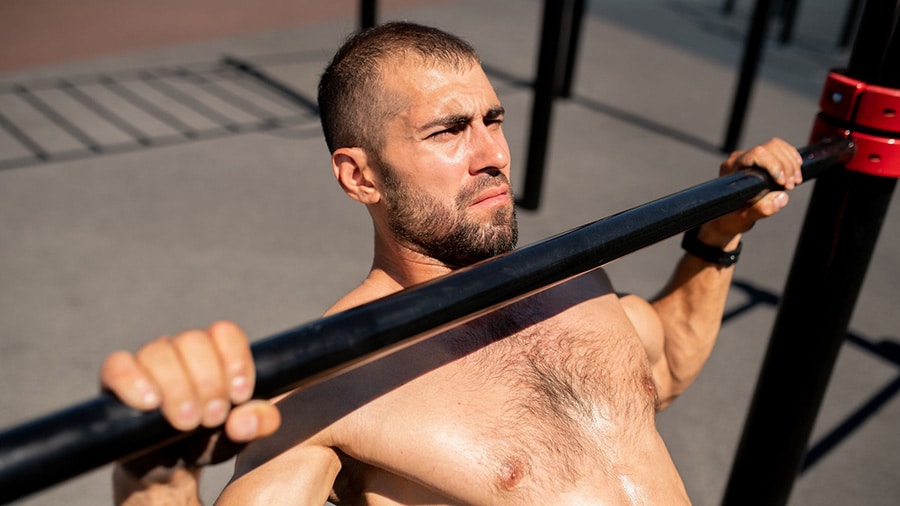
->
[[101, 22, 804, 505]]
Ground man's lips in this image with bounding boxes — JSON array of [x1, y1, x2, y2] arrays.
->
[[471, 185, 511, 206]]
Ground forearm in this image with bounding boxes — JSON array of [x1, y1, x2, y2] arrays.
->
[[651, 226, 741, 399], [646, 137, 800, 405], [114, 465, 203, 506], [219, 444, 342, 506]]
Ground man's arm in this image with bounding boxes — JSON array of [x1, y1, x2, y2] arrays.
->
[[622, 138, 803, 409], [217, 443, 342, 506]]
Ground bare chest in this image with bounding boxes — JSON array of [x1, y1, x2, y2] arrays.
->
[[444, 291, 659, 410], [338, 284, 668, 504], [349, 290, 665, 501]]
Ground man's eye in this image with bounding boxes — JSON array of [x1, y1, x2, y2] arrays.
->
[[431, 125, 463, 137]]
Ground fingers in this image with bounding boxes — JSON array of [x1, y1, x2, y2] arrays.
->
[[136, 335, 205, 431], [740, 190, 791, 223], [224, 401, 282, 443], [757, 190, 790, 217], [101, 350, 161, 410], [100, 321, 266, 434], [722, 138, 804, 189], [709, 138, 801, 238], [208, 321, 255, 405]]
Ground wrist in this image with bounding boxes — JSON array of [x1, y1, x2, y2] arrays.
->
[[114, 465, 201, 505], [681, 227, 742, 267], [694, 223, 742, 250]]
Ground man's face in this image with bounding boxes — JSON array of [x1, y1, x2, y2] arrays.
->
[[374, 61, 516, 267]]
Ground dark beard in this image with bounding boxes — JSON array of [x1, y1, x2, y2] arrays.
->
[[379, 162, 518, 268]]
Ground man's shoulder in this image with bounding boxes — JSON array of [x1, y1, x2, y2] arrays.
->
[[324, 272, 404, 316], [546, 268, 618, 305]]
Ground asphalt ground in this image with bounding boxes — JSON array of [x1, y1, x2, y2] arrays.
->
[[1, 0, 897, 504]]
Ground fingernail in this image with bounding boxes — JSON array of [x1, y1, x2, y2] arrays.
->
[[774, 192, 788, 209], [232, 375, 251, 403], [142, 390, 159, 407], [135, 379, 159, 407], [179, 400, 198, 423], [232, 413, 259, 441], [205, 399, 230, 427]]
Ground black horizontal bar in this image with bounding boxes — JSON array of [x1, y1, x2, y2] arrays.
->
[[0, 138, 855, 503]]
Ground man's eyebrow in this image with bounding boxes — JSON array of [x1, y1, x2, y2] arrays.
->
[[418, 114, 471, 132], [485, 106, 505, 120], [418, 106, 504, 132]]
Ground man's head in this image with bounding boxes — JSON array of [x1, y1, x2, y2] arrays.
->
[[320, 22, 517, 268], [318, 22, 481, 155]]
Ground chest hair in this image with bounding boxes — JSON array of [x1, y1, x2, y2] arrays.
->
[[443, 293, 657, 489]]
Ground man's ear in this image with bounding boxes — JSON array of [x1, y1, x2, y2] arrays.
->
[[332, 147, 380, 204]]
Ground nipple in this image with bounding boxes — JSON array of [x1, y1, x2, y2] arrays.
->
[[641, 375, 656, 396], [641, 374, 660, 409], [497, 457, 526, 491]]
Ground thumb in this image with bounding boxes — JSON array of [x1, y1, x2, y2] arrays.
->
[[224, 401, 281, 443], [755, 191, 790, 218]]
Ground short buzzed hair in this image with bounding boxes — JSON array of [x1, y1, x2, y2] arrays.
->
[[317, 22, 481, 154]]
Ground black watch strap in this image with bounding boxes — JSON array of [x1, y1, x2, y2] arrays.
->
[[681, 227, 742, 267]]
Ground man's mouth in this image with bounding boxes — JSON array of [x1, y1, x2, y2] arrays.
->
[[470, 185, 511, 207]]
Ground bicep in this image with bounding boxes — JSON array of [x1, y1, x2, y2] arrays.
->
[[585, 269, 665, 363], [618, 293, 673, 395]]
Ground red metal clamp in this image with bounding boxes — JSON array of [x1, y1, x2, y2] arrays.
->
[[810, 70, 900, 178]]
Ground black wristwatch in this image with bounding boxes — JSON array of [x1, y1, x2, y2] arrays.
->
[[681, 227, 742, 267]]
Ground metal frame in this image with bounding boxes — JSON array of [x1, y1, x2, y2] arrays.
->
[[723, 1, 900, 503]]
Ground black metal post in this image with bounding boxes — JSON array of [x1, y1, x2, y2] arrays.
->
[[518, 0, 569, 210], [722, 0, 738, 15], [722, 0, 775, 153], [777, 0, 801, 45], [360, 0, 376, 30], [0, 139, 854, 504], [722, 1, 900, 504], [839, 0, 864, 49], [557, 0, 587, 99]]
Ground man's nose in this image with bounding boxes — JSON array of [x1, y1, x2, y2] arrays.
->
[[469, 125, 510, 174]]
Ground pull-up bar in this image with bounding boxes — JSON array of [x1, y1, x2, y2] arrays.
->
[[0, 137, 855, 504]]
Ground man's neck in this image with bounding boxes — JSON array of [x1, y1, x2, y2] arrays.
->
[[323, 248, 455, 317], [371, 229, 458, 287]]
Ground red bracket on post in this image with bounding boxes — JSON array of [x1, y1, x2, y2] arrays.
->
[[811, 70, 900, 178]]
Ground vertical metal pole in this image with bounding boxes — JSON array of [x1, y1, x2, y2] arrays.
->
[[839, 0, 864, 49], [722, 0, 774, 153], [360, 0, 376, 30], [778, 0, 801, 45], [722, 1, 900, 505], [557, 0, 586, 99], [722, 0, 738, 15], [518, 0, 568, 210]]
